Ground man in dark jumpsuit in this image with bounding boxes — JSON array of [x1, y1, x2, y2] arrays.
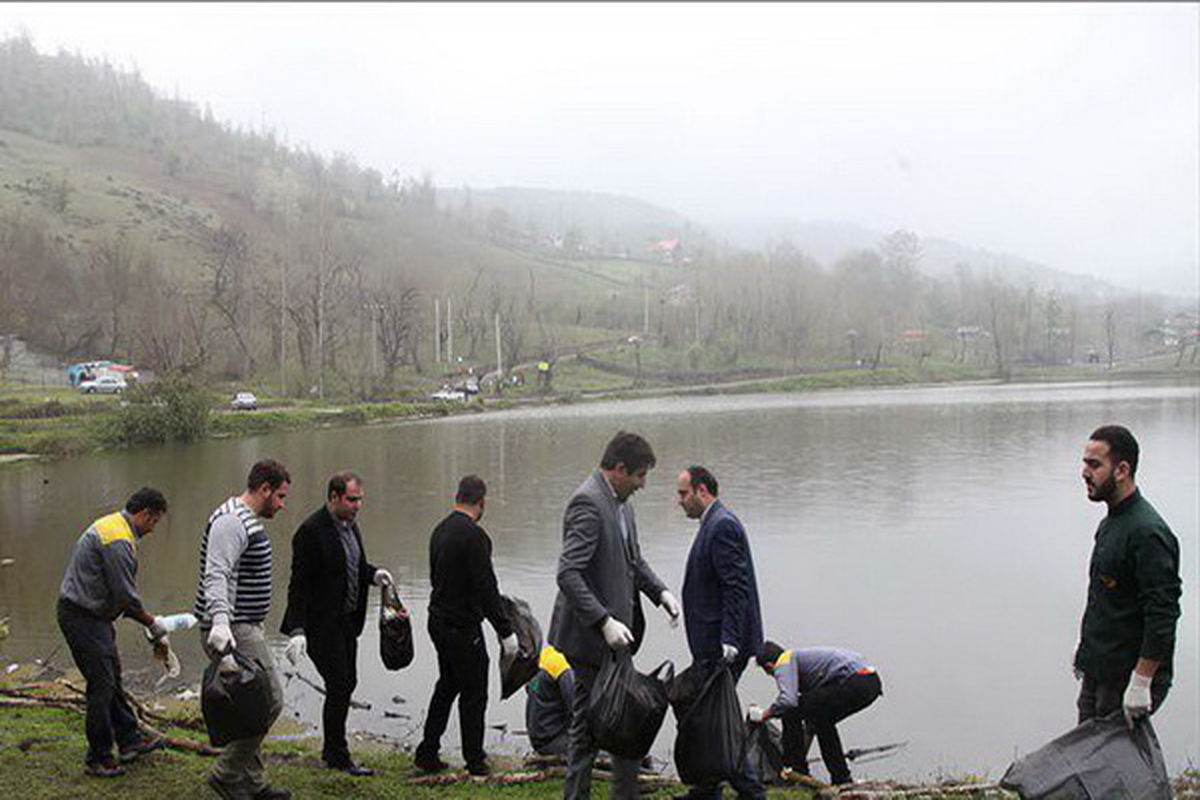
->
[[1074, 425, 1181, 726]]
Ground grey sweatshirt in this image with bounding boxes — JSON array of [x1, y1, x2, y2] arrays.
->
[[58, 510, 145, 621]]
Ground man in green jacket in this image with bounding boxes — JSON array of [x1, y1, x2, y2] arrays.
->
[[1074, 425, 1181, 728]]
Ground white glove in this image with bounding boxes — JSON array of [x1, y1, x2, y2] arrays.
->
[[285, 633, 307, 666], [747, 704, 766, 724], [217, 653, 238, 673], [208, 621, 235, 654], [600, 616, 635, 649], [500, 633, 519, 658], [373, 568, 393, 587], [722, 643, 739, 664], [146, 616, 169, 643], [1123, 671, 1152, 728], [660, 591, 681, 628]]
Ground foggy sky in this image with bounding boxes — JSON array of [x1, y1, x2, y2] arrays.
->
[[4, 3, 1198, 295]]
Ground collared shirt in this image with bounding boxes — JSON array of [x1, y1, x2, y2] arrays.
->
[[699, 500, 716, 526], [335, 516, 362, 614], [601, 472, 630, 545]]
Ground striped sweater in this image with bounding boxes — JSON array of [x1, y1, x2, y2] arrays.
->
[[194, 497, 273, 626]]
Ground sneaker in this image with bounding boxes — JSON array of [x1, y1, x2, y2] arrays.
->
[[85, 759, 125, 778], [251, 786, 292, 800], [465, 760, 491, 777], [413, 752, 449, 773], [119, 733, 166, 763]]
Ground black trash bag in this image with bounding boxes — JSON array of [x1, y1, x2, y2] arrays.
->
[[1000, 712, 1171, 799], [498, 594, 542, 699], [379, 581, 414, 671], [746, 719, 786, 786], [587, 650, 674, 760], [201, 648, 273, 747], [671, 663, 745, 786]]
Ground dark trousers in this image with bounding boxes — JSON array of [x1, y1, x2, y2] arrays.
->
[[417, 618, 489, 768], [687, 657, 766, 800], [563, 661, 640, 800], [781, 671, 882, 786], [56, 598, 140, 765], [1076, 672, 1169, 725], [308, 620, 359, 766]]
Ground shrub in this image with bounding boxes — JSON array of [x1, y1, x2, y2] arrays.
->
[[105, 376, 211, 446]]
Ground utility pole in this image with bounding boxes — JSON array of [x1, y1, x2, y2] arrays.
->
[[494, 311, 503, 377], [446, 295, 453, 366], [279, 259, 287, 397], [434, 298, 441, 364], [642, 277, 649, 334]]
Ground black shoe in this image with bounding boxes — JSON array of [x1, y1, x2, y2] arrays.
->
[[85, 759, 125, 778], [119, 733, 166, 763], [325, 760, 375, 777], [252, 785, 292, 800], [414, 752, 449, 773], [465, 760, 491, 777]]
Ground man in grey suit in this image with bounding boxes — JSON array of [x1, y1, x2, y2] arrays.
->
[[549, 431, 681, 800]]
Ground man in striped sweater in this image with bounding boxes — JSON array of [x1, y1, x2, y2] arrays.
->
[[195, 459, 291, 800]]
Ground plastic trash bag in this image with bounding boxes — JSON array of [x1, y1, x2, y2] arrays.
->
[[379, 581, 414, 671], [588, 650, 674, 760], [745, 719, 786, 785], [670, 663, 745, 786], [1000, 712, 1171, 799], [201, 648, 273, 747], [499, 594, 542, 699]]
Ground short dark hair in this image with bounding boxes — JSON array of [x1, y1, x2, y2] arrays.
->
[[600, 431, 656, 473], [1089, 425, 1139, 478], [327, 470, 363, 500], [757, 640, 784, 669], [126, 487, 167, 515], [247, 459, 291, 491], [686, 465, 719, 497], [456, 474, 487, 505]]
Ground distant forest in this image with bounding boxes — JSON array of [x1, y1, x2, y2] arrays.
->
[[0, 34, 1193, 397]]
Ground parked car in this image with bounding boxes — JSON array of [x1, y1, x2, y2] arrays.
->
[[430, 387, 467, 402], [79, 375, 127, 394], [231, 391, 258, 410]]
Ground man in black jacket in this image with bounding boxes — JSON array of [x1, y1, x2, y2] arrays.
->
[[414, 475, 518, 776], [281, 471, 392, 776]]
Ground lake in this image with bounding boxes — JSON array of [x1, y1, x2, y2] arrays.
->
[[1, 378, 1196, 782]]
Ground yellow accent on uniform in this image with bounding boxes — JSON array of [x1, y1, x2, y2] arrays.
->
[[777, 649, 793, 667], [539, 645, 571, 680], [92, 512, 136, 552]]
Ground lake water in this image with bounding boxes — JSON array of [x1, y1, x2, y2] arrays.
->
[[1, 378, 1196, 782]]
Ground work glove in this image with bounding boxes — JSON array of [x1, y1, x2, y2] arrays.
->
[[600, 616, 635, 649], [217, 654, 239, 674], [747, 704, 766, 724], [1122, 671, 1152, 729], [208, 620, 235, 655], [146, 616, 169, 644], [721, 643, 739, 664], [373, 568, 393, 587], [285, 633, 307, 666], [500, 633, 519, 658], [659, 590, 681, 628]]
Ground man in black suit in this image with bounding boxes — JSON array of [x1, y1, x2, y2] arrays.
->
[[281, 471, 392, 776]]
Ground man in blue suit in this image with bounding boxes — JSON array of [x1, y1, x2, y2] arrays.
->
[[676, 465, 765, 800]]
